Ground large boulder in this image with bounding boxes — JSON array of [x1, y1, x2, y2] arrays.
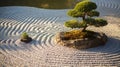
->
[[54, 32, 107, 49]]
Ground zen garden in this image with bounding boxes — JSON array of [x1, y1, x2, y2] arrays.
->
[[21, 1, 108, 49], [0, 0, 120, 66]]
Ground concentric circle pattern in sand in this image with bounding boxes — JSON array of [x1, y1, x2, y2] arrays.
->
[[0, 0, 120, 66]]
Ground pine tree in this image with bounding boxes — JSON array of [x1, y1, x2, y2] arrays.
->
[[65, 0, 107, 32]]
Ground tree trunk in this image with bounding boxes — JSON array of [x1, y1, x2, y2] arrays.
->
[[82, 16, 85, 20], [82, 14, 87, 32], [82, 26, 87, 32]]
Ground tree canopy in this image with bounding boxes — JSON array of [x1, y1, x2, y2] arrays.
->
[[65, 0, 108, 31], [74, 1, 97, 12]]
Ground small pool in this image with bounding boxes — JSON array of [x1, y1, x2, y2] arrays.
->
[[0, 0, 81, 9]]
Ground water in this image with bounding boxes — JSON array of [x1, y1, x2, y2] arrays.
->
[[0, 0, 81, 9]]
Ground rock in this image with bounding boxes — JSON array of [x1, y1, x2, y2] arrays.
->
[[20, 37, 32, 43], [54, 32, 107, 49]]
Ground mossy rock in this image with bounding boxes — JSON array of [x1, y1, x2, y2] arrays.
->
[[62, 30, 96, 40], [20, 32, 32, 43], [54, 30, 107, 49], [21, 37, 32, 43]]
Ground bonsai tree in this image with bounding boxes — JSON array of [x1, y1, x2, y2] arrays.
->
[[20, 32, 32, 43], [54, 0, 108, 49], [65, 0, 108, 32]]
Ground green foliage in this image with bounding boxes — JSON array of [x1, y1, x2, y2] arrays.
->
[[94, 18, 108, 27], [74, 1, 97, 12], [21, 32, 29, 39], [84, 18, 108, 27], [84, 18, 95, 25], [87, 10, 99, 17], [65, 20, 81, 28], [65, 0, 108, 31], [67, 9, 85, 17], [67, 1, 97, 18], [64, 19, 87, 28]]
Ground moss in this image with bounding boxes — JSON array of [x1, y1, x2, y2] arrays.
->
[[63, 30, 95, 40], [20, 32, 32, 43], [21, 32, 29, 39]]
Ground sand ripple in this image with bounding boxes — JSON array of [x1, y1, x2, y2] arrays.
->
[[0, 0, 120, 66]]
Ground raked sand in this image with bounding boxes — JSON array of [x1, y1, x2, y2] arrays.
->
[[0, 0, 120, 66]]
